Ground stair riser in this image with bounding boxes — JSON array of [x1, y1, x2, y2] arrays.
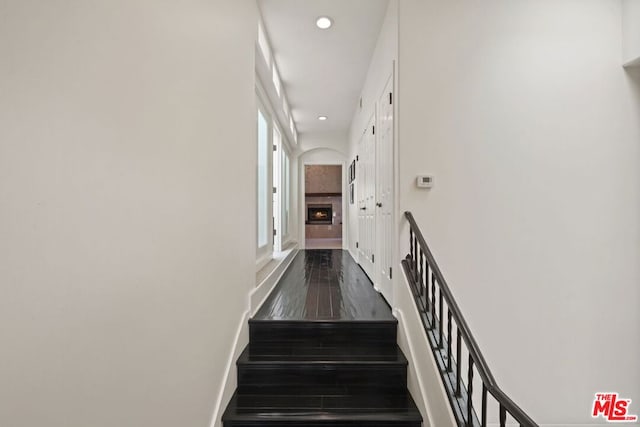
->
[[237, 365, 407, 391], [244, 344, 401, 360], [250, 322, 397, 345]]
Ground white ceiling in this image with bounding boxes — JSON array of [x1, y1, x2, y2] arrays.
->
[[258, 0, 390, 135]]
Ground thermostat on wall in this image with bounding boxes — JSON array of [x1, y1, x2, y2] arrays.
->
[[416, 175, 434, 188]]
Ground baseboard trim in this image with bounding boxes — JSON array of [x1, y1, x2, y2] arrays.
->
[[394, 265, 457, 427], [393, 308, 435, 427], [208, 247, 298, 427], [347, 248, 359, 264], [208, 309, 249, 427]]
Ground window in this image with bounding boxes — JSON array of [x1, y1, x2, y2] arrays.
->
[[272, 65, 281, 97], [257, 107, 270, 249], [272, 126, 282, 251], [283, 97, 290, 121], [270, 126, 291, 250], [282, 150, 290, 239]]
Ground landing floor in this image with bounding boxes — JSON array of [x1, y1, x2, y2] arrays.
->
[[254, 249, 393, 321]]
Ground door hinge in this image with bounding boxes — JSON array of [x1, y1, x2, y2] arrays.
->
[[273, 187, 277, 194], [273, 144, 277, 152], [273, 228, 276, 236], [356, 155, 359, 162], [389, 92, 393, 105], [356, 242, 359, 248], [372, 254, 375, 263], [372, 125, 375, 135], [389, 267, 393, 279]]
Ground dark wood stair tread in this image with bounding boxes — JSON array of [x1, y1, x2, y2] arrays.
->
[[223, 391, 422, 424]]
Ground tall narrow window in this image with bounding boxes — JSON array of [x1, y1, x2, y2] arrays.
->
[[257, 108, 270, 248], [272, 65, 281, 97], [272, 126, 282, 251], [282, 151, 290, 239], [283, 97, 290, 121]]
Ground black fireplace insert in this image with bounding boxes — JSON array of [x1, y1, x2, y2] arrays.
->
[[307, 206, 332, 224]]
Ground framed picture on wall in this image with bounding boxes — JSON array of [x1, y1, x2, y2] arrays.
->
[[349, 159, 356, 183]]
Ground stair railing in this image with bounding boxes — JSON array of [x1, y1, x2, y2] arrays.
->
[[402, 211, 538, 427]]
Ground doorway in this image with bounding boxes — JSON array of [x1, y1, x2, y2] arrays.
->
[[304, 164, 343, 249]]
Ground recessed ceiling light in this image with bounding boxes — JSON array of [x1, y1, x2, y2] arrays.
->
[[318, 116, 328, 121], [316, 16, 333, 30]]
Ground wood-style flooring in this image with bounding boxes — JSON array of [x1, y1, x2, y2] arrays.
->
[[254, 249, 394, 321]]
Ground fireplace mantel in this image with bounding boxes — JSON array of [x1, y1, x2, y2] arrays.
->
[[305, 193, 342, 197]]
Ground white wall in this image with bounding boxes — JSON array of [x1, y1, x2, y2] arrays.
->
[[349, 0, 398, 147], [398, 1, 640, 425], [0, 1, 257, 427], [298, 148, 347, 166], [299, 130, 348, 155], [622, 0, 640, 66]]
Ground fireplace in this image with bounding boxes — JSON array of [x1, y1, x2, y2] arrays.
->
[[307, 206, 332, 224]]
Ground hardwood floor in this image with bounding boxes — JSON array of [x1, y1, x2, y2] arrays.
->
[[222, 250, 422, 427], [254, 249, 394, 321]]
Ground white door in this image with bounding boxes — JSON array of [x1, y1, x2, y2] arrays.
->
[[375, 74, 394, 303], [358, 113, 376, 280]]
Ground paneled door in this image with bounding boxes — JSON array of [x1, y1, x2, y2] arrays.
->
[[358, 112, 376, 280], [375, 74, 394, 304]]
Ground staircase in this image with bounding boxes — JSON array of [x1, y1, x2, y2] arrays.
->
[[221, 250, 422, 426], [403, 212, 538, 426], [222, 319, 422, 426]]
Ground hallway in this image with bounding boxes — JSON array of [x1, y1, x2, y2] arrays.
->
[[1, 1, 639, 426], [222, 250, 422, 426]]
